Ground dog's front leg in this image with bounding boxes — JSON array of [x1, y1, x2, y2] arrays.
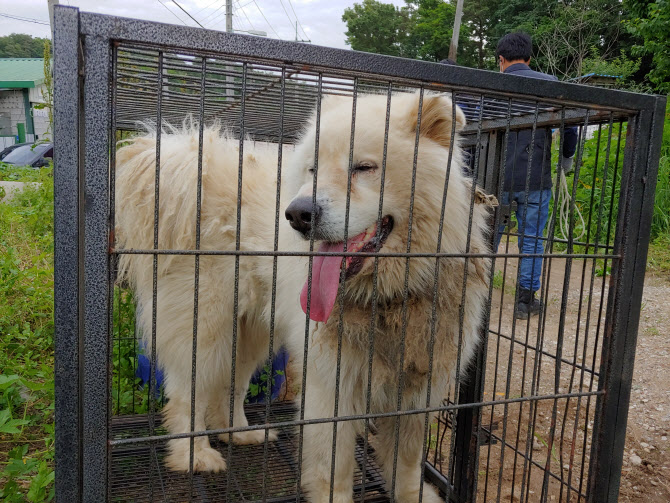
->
[[209, 350, 279, 445], [162, 388, 227, 473], [373, 414, 443, 503], [301, 359, 358, 503]]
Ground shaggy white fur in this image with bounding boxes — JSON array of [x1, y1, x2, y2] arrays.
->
[[115, 125, 308, 472], [114, 92, 491, 502]]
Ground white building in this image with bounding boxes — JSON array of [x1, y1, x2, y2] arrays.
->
[[0, 58, 50, 149]]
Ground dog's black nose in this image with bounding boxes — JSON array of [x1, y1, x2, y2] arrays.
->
[[285, 197, 321, 235]]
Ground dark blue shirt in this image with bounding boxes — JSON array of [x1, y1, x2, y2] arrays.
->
[[503, 63, 578, 191]]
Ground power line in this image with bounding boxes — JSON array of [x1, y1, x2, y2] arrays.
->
[[205, 9, 228, 28], [277, 0, 294, 29], [170, 0, 205, 28], [232, 14, 243, 30], [204, 3, 229, 27], [235, 2, 256, 31], [286, 0, 308, 40], [155, 0, 189, 25], [194, 0, 220, 16], [235, 0, 256, 9], [251, 0, 281, 38], [200, 1, 226, 23], [0, 12, 50, 26]]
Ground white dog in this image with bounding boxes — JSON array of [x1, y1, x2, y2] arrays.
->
[[115, 126, 308, 472], [288, 92, 491, 503], [114, 91, 491, 503]]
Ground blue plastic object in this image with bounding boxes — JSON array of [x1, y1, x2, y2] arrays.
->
[[136, 347, 288, 402], [246, 348, 289, 403]]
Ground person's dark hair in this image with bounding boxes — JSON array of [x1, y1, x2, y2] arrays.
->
[[439, 58, 457, 66], [496, 32, 532, 62]]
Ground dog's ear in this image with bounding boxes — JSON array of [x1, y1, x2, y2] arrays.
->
[[409, 93, 466, 148]]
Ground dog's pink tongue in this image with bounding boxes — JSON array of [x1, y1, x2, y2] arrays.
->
[[300, 242, 346, 322]]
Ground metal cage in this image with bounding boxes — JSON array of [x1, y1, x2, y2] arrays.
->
[[53, 6, 666, 502]]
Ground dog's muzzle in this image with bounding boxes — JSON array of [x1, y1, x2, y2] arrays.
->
[[285, 197, 321, 236]]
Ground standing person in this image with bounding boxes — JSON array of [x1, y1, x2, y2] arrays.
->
[[495, 32, 578, 319]]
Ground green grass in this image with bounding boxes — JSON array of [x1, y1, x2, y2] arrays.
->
[[651, 101, 670, 240], [0, 162, 49, 182], [0, 166, 55, 502], [647, 234, 670, 274]]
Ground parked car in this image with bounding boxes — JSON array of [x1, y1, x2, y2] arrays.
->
[[1, 142, 53, 168], [0, 142, 30, 161]]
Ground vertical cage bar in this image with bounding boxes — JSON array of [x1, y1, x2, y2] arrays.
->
[[579, 121, 624, 499], [262, 65, 287, 503], [81, 32, 112, 501], [588, 95, 666, 503], [106, 40, 119, 500], [390, 86, 424, 502], [330, 76, 358, 503], [226, 60, 248, 499], [53, 5, 82, 501], [451, 95, 488, 503], [187, 55, 207, 498]]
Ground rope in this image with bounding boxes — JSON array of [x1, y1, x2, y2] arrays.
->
[[553, 169, 586, 245]]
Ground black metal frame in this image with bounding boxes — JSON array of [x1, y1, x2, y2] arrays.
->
[[53, 5, 666, 502]]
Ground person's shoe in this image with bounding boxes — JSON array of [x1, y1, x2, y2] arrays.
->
[[515, 288, 542, 319]]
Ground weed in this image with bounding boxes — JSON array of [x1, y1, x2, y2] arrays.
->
[[644, 326, 660, 337], [492, 270, 504, 289], [647, 234, 670, 274], [491, 269, 516, 296], [0, 165, 55, 501]]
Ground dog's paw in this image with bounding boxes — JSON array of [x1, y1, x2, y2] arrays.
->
[[165, 445, 227, 473], [308, 491, 354, 503], [396, 484, 442, 503], [218, 428, 278, 445]]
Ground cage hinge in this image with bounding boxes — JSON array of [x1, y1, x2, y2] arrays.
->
[[499, 201, 517, 228]]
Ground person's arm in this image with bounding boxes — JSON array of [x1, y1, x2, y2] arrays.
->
[[561, 126, 579, 173]]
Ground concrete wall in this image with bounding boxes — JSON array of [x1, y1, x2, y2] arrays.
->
[[0, 90, 25, 137], [0, 85, 49, 139]]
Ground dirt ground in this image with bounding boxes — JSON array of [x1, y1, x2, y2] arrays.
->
[[472, 244, 670, 502], [619, 270, 670, 502], [412, 240, 670, 502]]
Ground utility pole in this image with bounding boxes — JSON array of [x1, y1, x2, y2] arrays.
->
[[226, 0, 233, 33], [226, 0, 233, 98], [47, 0, 59, 41], [448, 0, 464, 62], [294, 20, 311, 43]]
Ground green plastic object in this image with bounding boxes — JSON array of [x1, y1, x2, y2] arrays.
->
[[17, 123, 26, 143]]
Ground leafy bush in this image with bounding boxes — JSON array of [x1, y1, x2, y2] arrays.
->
[[549, 122, 625, 251], [0, 166, 55, 502], [551, 97, 670, 252], [650, 100, 670, 239], [111, 287, 152, 415]]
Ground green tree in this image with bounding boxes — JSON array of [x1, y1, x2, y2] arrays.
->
[[485, 0, 626, 78], [0, 34, 49, 58], [581, 47, 646, 91], [342, 0, 412, 57], [625, 0, 670, 93], [343, 0, 481, 65], [405, 0, 477, 64], [462, 0, 497, 68]]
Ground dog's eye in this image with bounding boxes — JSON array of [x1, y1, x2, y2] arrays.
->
[[353, 162, 377, 173]]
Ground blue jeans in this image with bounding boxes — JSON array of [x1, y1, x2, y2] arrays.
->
[[495, 189, 551, 292]]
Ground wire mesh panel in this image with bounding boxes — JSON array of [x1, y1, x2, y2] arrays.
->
[[53, 6, 666, 503]]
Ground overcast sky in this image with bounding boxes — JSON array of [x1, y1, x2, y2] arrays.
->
[[0, 0, 407, 50]]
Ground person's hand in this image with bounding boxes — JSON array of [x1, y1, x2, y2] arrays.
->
[[561, 156, 574, 175]]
